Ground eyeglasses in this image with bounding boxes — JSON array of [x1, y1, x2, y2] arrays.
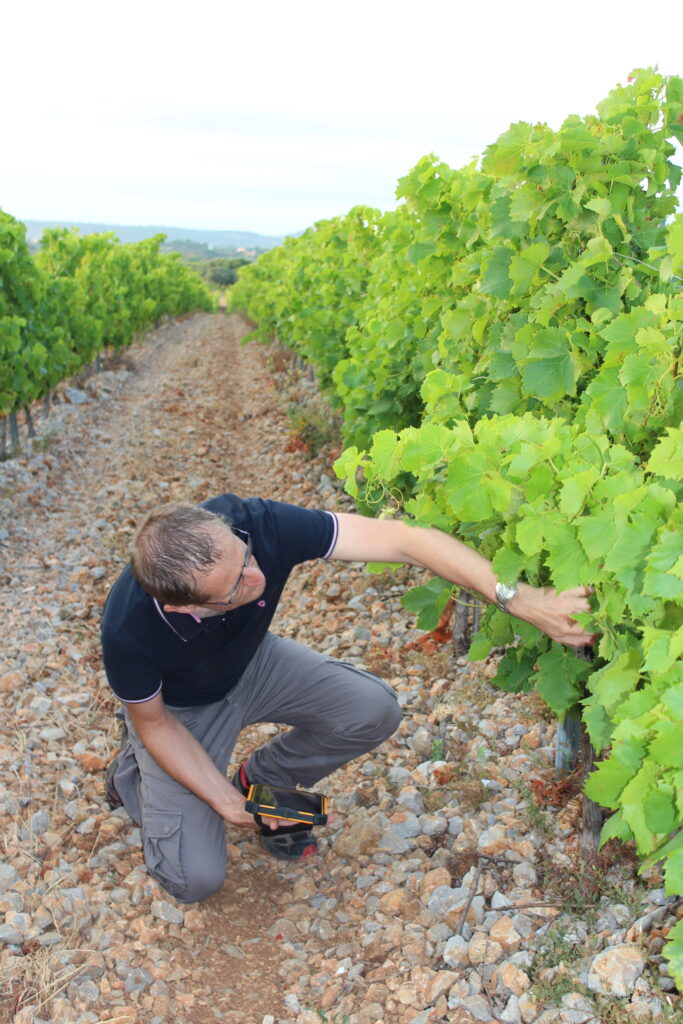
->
[[202, 531, 253, 607]]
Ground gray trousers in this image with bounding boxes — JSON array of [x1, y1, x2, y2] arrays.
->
[[112, 633, 401, 903]]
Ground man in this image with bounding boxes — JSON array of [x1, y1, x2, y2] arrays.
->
[[101, 494, 593, 904]]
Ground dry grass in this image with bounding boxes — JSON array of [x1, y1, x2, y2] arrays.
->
[[0, 935, 99, 1022]]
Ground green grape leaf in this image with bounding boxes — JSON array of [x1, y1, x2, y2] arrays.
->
[[544, 521, 592, 589], [399, 423, 458, 476], [648, 427, 683, 480], [666, 214, 683, 274], [509, 242, 550, 295], [649, 722, 683, 768], [404, 492, 453, 532], [583, 235, 613, 265], [480, 247, 513, 299], [643, 529, 683, 599], [585, 755, 636, 808], [406, 241, 437, 264], [588, 652, 642, 718], [641, 828, 683, 872], [491, 543, 529, 584], [559, 468, 600, 517], [421, 369, 472, 414], [368, 430, 401, 480], [333, 445, 366, 497], [581, 696, 614, 752], [662, 684, 683, 721], [400, 578, 452, 630], [468, 629, 494, 661], [440, 307, 472, 343], [661, 920, 683, 994], [492, 648, 537, 693], [533, 646, 586, 718], [579, 367, 628, 432], [619, 759, 661, 854], [482, 121, 535, 177], [644, 786, 679, 835], [598, 809, 633, 849], [445, 450, 497, 520], [585, 197, 612, 218], [643, 627, 683, 675], [518, 329, 579, 402], [664, 850, 683, 898]]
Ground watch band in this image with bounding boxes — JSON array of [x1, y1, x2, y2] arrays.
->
[[495, 581, 518, 613]]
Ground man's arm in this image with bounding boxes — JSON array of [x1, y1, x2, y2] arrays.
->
[[331, 513, 594, 648], [126, 695, 288, 829]]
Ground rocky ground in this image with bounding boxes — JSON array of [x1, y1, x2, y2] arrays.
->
[[0, 312, 680, 1024]]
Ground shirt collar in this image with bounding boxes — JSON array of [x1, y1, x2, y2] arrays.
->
[[153, 598, 214, 642]]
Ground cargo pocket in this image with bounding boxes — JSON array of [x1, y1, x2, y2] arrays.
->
[[142, 810, 185, 898]]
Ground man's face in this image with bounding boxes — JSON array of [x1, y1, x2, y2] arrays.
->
[[164, 529, 266, 617]]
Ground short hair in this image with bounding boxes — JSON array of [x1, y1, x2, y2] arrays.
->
[[130, 503, 232, 605]]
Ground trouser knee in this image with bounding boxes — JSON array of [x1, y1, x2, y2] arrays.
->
[[141, 808, 227, 904], [146, 859, 226, 904], [345, 687, 402, 745]]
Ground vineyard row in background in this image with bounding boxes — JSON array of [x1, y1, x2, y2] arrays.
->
[[0, 213, 214, 454], [229, 69, 683, 984]]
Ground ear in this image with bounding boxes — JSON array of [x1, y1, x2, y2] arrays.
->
[[163, 603, 200, 616]]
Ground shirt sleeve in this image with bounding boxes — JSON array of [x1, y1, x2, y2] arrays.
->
[[101, 629, 163, 704], [261, 501, 338, 564]]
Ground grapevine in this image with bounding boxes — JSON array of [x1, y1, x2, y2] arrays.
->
[[231, 69, 683, 984], [0, 214, 213, 450]]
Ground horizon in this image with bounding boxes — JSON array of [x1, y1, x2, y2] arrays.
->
[[18, 216, 286, 243]]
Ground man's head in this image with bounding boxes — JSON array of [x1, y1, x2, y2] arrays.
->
[[131, 503, 265, 615]]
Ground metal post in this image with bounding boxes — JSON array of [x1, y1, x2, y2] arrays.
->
[[555, 706, 581, 775]]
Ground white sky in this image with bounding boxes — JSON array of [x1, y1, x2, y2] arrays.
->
[[3, 0, 681, 237]]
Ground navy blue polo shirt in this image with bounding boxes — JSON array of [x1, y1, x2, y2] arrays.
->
[[100, 495, 339, 706]]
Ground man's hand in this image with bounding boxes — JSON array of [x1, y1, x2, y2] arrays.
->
[[129, 696, 290, 827], [331, 514, 597, 651], [220, 787, 293, 831], [506, 583, 595, 648]]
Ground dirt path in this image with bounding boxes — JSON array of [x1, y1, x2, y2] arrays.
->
[[0, 313, 678, 1024], [0, 313, 359, 1024]]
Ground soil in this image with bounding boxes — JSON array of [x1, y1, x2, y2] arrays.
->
[[1, 312, 678, 1024], [1, 312, 352, 1024]]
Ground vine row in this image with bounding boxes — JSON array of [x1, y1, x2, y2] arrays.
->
[[230, 69, 683, 982], [1, 212, 213, 451]]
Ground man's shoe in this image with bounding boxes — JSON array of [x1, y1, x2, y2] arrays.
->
[[231, 760, 250, 796], [105, 755, 123, 809], [231, 760, 318, 862], [105, 717, 128, 810], [259, 824, 317, 861]]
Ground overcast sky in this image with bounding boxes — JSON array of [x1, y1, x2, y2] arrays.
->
[[3, 0, 681, 237]]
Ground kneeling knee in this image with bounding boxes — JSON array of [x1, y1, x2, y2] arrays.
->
[[150, 862, 226, 904], [379, 698, 402, 739], [350, 692, 401, 743]]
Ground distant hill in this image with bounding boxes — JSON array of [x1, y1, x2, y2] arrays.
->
[[21, 219, 284, 251]]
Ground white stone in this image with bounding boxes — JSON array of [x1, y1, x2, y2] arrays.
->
[[586, 944, 646, 997], [150, 900, 184, 925], [512, 862, 537, 886], [501, 994, 521, 1024], [442, 934, 469, 968]]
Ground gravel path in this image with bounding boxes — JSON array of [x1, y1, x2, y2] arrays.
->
[[0, 313, 679, 1024]]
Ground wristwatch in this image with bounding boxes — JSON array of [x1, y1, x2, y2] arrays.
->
[[495, 581, 518, 613]]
